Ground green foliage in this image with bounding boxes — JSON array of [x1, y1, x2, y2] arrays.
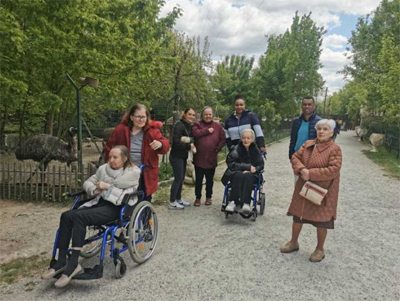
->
[[343, 0, 400, 127], [252, 12, 325, 117], [212, 54, 255, 105], [363, 147, 400, 180]]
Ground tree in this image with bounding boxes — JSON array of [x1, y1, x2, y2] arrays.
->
[[345, 0, 400, 126], [252, 12, 325, 118]]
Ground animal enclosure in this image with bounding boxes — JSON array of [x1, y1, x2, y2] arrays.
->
[[0, 162, 97, 202]]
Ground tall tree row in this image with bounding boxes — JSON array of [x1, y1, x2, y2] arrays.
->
[[328, 0, 400, 129], [211, 12, 324, 133], [0, 0, 213, 148]]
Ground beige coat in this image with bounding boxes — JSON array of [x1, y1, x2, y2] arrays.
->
[[288, 139, 342, 222]]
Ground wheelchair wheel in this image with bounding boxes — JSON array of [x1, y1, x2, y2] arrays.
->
[[114, 257, 127, 279], [80, 226, 102, 258], [259, 193, 266, 216], [127, 201, 158, 264]]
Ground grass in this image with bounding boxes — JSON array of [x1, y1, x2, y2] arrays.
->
[[363, 147, 400, 179], [0, 255, 48, 284]]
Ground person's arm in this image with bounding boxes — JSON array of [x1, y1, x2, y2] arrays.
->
[[101, 166, 141, 205], [192, 122, 209, 138], [172, 121, 191, 149], [224, 119, 233, 149], [216, 124, 226, 152], [291, 145, 306, 175], [152, 129, 170, 155], [254, 150, 264, 173], [82, 165, 104, 197], [250, 112, 265, 149], [288, 120, 297, 159], [308, 146, 342, 181], [226, 148, 251, 172]]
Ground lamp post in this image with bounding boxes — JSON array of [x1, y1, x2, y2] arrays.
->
[[66, 74, 98, 182]]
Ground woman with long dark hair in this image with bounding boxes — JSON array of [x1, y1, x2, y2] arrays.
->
[[169, 108, 196, 209]]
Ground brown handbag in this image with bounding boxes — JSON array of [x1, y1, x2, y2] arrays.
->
[[299, 181, 328, 206]]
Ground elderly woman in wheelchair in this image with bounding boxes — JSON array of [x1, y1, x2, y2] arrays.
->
[[42, 145, 158, 288], [221, 129, 265, 219]]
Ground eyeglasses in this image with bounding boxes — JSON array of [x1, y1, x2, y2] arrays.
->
[[133, 115, 147, 120]]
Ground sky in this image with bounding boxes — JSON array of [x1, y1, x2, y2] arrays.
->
[[160, 0, 382, 94]]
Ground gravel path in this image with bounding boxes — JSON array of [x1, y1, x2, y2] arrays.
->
[[1, 131, 399, 301]]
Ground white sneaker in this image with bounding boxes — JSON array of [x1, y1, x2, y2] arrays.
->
[[177, 199, 191, 207], [242, 203, 251, 214], [225, 201, 236, 212], [169, 201, 184, 210]]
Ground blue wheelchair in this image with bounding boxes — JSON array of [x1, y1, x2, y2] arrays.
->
[[221, 173, 266, 221], [49, 189, 158, 280]]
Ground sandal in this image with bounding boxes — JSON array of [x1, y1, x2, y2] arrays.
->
[[194, 199, 201, 207], [205, 198, 212, 206]]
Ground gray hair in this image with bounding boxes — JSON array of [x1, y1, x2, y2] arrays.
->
[[110, 145, 132, 168], [241, 128, 255, 141], [315, 119, 336, 131]]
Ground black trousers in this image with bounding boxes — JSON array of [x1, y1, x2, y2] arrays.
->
[[194, 166, 216, 199], [169, 156, 187, 203], [229, 172, 256, 205], [57, 199, 121, 250]]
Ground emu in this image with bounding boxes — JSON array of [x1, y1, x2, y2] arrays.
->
[[15, 127, 78, 176]]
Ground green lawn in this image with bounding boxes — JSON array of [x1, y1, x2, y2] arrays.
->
[[363, 147, 400, 179]]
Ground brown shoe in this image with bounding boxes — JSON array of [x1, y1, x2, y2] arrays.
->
[[205, 198, 212, 206], [280, 241, 299, 253], [309, 249, 325, 262], [194, 199, 201, 207]]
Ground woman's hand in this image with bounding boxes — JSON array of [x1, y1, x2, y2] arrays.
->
[[180, 136, 191, 143], [150, 140, 162, 150], [96, 181, 111, 191], [300, 168, 310, 181]]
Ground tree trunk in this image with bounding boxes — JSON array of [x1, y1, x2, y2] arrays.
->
[[0, 106, 8, 150]]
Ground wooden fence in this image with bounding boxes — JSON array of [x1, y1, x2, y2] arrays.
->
[[0, 162, 97, 202]]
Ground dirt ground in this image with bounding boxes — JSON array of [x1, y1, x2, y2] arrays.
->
[[0, 131, 399, 301]]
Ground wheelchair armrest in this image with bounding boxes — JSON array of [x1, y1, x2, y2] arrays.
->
[[121, 191, 140, 205]]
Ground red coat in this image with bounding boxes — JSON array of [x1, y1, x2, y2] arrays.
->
[[104, 121, 170, 196], [192, 120, 225, 169], [288, 139, 342, 222]]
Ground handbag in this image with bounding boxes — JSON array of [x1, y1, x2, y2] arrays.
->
[[299, 181, 328, 206]]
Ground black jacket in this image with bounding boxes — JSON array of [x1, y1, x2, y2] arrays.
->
[[170, 119, 193, 159], [226, 143, 264, 173]]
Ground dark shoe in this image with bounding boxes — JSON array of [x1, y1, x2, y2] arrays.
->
[[194, 198, 201, 207], [205, 198, 212, 206], [280, 241, 299, 253], [309, 249, 325, 262], [54, 264, 82, 288]]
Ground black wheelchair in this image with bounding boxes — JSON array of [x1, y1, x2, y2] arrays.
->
[[48, 190, 158, 280], [221, 173, 266, 221]]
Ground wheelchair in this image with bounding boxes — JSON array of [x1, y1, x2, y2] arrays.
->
[[48, 189, 158, 280], [221, 173, 266, 221]]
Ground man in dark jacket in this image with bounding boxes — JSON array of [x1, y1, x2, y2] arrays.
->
[[289, 96, 321, 159]]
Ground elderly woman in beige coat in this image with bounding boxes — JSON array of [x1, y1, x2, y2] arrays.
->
[[280, 119, 342, 262]]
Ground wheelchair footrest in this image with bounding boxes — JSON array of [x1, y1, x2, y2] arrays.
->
[[73, 264, 103, 280]]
